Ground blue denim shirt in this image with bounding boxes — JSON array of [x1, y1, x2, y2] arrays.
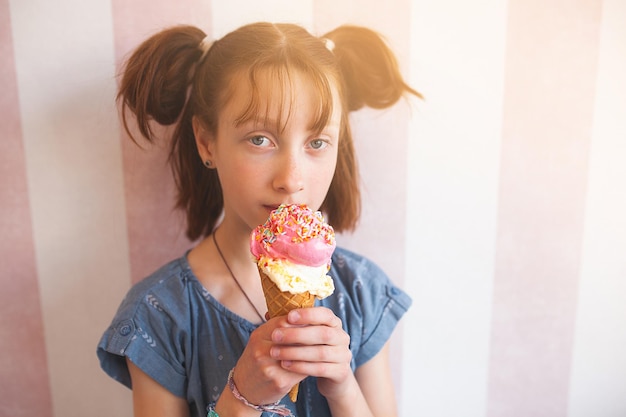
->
[[97, 247, 412, 417]]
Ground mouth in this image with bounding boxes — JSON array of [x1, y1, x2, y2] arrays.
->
[[262, 202, 302, 213], [262, 204, 280, 213]]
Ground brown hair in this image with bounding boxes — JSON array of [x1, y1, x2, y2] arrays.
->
[[117, 22, 420, 241]]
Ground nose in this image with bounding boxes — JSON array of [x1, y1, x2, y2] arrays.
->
[[272, 151, 304, 194]]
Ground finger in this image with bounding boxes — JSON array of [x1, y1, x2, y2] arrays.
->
[[249, 317, 285, 341], [270, 343, 352, 364], [279, 357, 353, 384], [287, 307, 342, 328], [272, 323, 350, 347]]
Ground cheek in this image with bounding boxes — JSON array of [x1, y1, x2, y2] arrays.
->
[[325, 161, 338, 185], [317, 154, 339, 192], [217, 159, 253, 189]]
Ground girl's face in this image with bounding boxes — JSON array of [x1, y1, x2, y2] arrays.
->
[[199, 69, 341, 233]]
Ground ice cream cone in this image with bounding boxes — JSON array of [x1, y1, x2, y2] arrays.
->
[[260, 270, 316, 316], [251, 205, 336, 403], [259, 269, 315, 402]]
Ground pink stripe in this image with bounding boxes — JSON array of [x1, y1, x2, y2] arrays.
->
[[0, 2, 53, 415], [111, 0, 212, 282], [488, 1, 602, 416]]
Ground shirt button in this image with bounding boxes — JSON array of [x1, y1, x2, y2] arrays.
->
[[119, 324, 132, 336]]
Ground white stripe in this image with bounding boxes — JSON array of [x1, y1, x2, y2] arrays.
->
[[402, 1, 507, 415], [569, 0, 626, 415], [9, 0, 132, 415], [210, 0, 314, 39]]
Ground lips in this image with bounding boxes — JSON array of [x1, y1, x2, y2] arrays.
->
[[263, 203, 302, 212], [263, 204, 280, 212]]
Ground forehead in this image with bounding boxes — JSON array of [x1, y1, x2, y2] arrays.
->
[[221, 66, 341, 130]]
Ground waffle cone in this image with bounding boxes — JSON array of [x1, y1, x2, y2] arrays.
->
[[259, 268, 316, 402]]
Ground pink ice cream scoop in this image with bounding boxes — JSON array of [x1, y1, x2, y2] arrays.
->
[[250, 204, 336, 268]]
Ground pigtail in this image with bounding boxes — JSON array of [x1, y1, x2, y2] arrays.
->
[[323, 26, 421, 111], [117, 25, 219, 241], [117, 25, 206, 142]]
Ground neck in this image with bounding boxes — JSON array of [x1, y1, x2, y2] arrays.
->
[[188, 221, 267, 324], [187, 219, 256, 285], [212, 218, 254, 263], [212, 231, 265, 323]]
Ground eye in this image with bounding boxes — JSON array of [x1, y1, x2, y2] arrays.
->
[[249, 135, 271, 147], [309, 139, 328, 150]]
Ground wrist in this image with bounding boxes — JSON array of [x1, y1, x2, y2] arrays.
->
[[227, 368, 293, 416], [212, 385, 259, 417], [322, 375, 377, 417], [213, 368, 293, 417], [320, 372, 363, 408]]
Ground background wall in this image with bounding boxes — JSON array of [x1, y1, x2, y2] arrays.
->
[[1, 0, 624, 416]]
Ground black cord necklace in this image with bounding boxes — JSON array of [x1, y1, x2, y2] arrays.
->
[[212, 231, 266, 323]]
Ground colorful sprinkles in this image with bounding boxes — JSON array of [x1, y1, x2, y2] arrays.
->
[[254, 204, 335, 251]]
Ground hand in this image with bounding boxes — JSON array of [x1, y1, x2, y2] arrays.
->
[[230, 317, 297, 405], [269, 307, 353, 401], [231, 307, 353, 405]]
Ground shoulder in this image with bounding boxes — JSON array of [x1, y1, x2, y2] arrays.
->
[[330, 247, 408, 305], [330, 246, 385, 280], [99, 255, 199, 359], [115, 256, 195, 321]]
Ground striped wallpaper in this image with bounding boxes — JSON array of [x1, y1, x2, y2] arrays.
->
[[1, 1, 624, 416]]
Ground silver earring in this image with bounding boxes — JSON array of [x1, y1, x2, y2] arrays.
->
[[204, 160, 212, 168]]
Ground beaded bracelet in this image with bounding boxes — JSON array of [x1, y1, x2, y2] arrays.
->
[[227, 368, 293, 417], [206, 404, 219, 417]]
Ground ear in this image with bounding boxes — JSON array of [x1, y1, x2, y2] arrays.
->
[[192, 116, 215, 164]]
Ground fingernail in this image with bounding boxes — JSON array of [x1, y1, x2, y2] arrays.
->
[[270, 347, 280, 358], [288, 310, 300, 322], [272, 329, 283, 342]]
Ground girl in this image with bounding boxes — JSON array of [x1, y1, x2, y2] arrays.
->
[[98, 22, 419, 417]]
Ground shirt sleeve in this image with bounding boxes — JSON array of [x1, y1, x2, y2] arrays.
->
[[355, 269, 412, 366], [97, 272, 189, 398], [328, 248, 413, 368]]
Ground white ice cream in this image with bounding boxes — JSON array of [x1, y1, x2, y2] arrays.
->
[[257, 255, 335, 298]]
